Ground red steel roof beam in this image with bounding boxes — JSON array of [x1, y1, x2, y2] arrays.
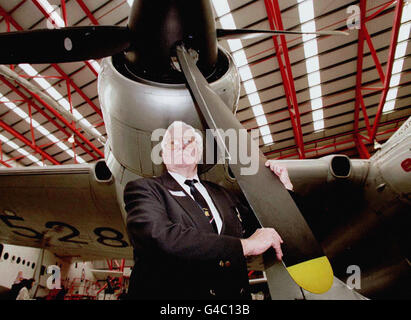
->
[[365, 0, 397, 22], [0, 160, 12, 168], [0, 0, 26, 25], [248, 1, 397, 68], [75, 0, 99, 25], [265, 116, 407, 158], [0, 118, 60, 165], [353, 0, 370, 159], [61, 0, 67, 27], [264, 0, 305, 159], [51, 63, 102, 118], [1, 3, 103, 118], [369, 0, 403, 142], [0, 141, 13, 167], [0, 75, 100, 160], [270, 0, 305, 159], [363, 27, 386, 84], [0, 76, 102, 159], [74, 0, 100, 77], [22, 86, 105, 158]]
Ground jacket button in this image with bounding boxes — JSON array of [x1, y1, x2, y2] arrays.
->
[[225, 261, 231, 267]]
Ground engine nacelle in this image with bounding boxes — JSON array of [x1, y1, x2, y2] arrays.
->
[[98, 46, 240, 184]]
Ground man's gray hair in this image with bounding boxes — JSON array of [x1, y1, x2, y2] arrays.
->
[[161, 121, 203, 153]]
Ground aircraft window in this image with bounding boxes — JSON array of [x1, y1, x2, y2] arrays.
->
[[27, 261, 30, 266], [0, 244, 3, 258], [16, 257, 21, 264], [22, 260, 25, 265], [40, 265, 46, 276], [31, 262, 35, 269], [3, 252, 9, 260], [12, 255, 15, 261]]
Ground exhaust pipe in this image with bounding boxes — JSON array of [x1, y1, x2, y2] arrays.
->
[[328, 155, 351, 178], [93, 159, 113, 183]]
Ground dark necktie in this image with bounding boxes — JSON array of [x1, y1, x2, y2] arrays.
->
[[184, 179, 218, 233]]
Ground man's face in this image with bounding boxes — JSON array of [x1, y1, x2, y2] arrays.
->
[[162, 125, 202, 169]]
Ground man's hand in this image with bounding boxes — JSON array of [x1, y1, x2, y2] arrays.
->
[[240, 228, 283, 261], [265, 161, 293, 191]]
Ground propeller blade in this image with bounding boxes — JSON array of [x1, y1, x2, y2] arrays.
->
[[176, 44, 333, 295], [0, 26, 131, 64], [217, 28, 349, 40]]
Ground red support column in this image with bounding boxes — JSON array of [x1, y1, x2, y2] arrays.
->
[[369, 0, 403, 141], [61, 0, 67, 27], [354, 0, 367, 146], [353, 0, 404, 158], [264, 0, 305, 159]]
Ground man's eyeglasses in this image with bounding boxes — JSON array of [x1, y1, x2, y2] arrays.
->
[[164, 136, 196, 150]]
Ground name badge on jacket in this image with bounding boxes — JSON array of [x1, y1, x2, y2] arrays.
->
[[168, 190, 186, 197]]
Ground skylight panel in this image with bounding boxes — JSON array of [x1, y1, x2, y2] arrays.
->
[[88, 60, 101, 73], [248, 92, 261, 106], [19, 64, 38, 77], [238, 66, 253, 81], [256, 115, 268, 127], [219, 14, 236, 29], [305, 56, 320, 73], [38, 0, 65, 28], [298, 0, 315, 23], [252, 105, 265, 117], [383, 3, 410, 113], [211, 0, 231, 17], [232, 50, 249, 67], [243, 79, 257, 94], [297, 0, 324, 131], [211, 0, 274, 145], [7, 140, 20, 150]]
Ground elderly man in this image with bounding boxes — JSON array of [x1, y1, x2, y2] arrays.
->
[[124, 121, 292, 300]]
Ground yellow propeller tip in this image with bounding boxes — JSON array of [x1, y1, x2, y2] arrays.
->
[[286, 256, 334, 294]]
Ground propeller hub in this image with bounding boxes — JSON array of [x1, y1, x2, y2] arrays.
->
[[125, 0, 218, 83]]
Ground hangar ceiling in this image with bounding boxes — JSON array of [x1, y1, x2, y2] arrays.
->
[[0, 0, 410, 167]]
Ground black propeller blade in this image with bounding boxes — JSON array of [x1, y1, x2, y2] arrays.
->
[[217, 28, 349, 40], [176, 44, 333, 295], [0, 26, 131, 64]]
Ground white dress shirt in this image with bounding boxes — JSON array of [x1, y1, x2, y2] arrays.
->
[[16, 287, 31, 300], [168, 171, 223, 234]]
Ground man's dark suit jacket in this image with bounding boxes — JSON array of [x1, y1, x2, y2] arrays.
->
[[123, 171, 255, 300]]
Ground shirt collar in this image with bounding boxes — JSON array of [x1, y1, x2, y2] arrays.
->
[[168, 170, 200, 186]]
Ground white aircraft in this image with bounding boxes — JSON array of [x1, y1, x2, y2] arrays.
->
[[0, 0, 409, 299]]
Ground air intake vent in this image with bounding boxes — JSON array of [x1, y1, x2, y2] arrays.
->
[[330, 155, 351, 178], [94, 160, 112, 182]]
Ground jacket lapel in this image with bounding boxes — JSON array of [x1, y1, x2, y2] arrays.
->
[[202, 182, 228, 234], [160, 171, 214, 232]]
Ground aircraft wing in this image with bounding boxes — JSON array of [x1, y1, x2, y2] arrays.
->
[[0, 161, 132, 260], [267, 155, 370, 196], [202, 154, 370, 197]]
